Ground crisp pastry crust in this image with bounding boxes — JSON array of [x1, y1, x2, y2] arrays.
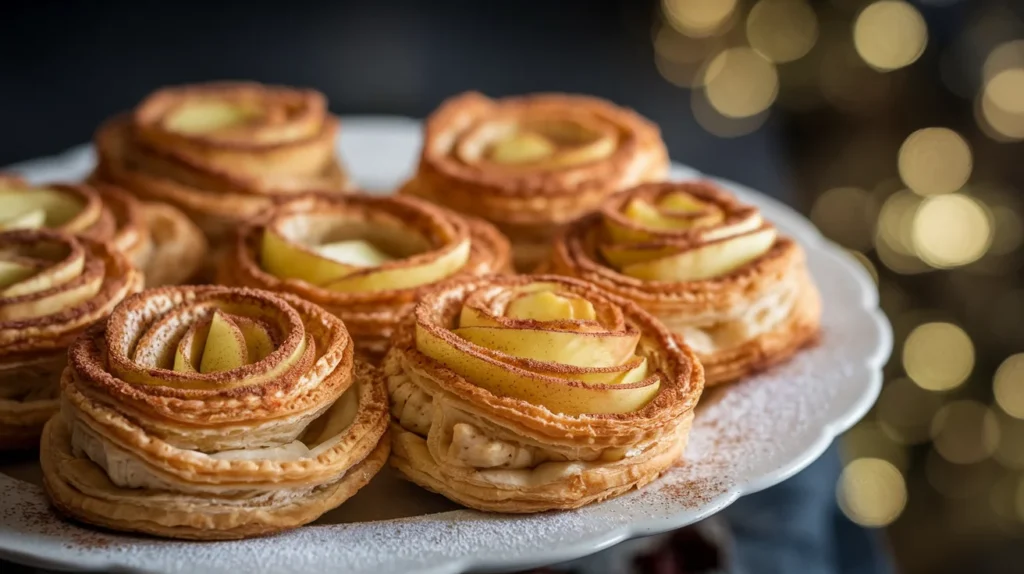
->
[[382, 274, 703, 512], [39, 286, 389, 540], [91, 82, 351, 273], [219, 193, 512, 360], [0, 174, 205, 286], [400, 92, 669, 270], [0, 229, 142, 449], [548, 180, 822, 386]]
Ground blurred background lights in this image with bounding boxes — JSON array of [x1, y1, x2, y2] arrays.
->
[[994, 411, 1024, 469], [810, 186, 874, 250], [703, 47, 779, 118], [930, 400, 1000, 464], [897, 128, 973, 196], [837, 457, 908, 527], [853, 1, 928, 71], [876, 377, 945, 444], [994, 354, 1024, 419], [979, 66, 1024, 141], [902, 322, 974, 391], [746, 0, 819, 64], [912, 194, 992, 268], [876, 190, 921, 257], [661, 0, 737, 38], [983, 40, 1024, 83]]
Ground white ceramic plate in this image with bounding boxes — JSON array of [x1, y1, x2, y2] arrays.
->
[[0, 117, 891, 574]]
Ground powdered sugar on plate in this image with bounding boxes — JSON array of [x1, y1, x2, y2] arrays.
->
[[0, 121, 890, 574]]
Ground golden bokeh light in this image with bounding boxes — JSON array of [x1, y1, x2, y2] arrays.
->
[[703, 47, 779, 118], [837, 458, 908, 527], [842, 421, 909, 472], [995, 354, 1024, 419], [994, 410, 1024, 470], [746, 0, 819, 64], [912, 194, 992, 268], [902, 322, 974, 391], [654, 25, 726, 88], [662, 0, 737, 38], [877, 377, 945, 444], [979, 68, 1024, 142], [690, 88, 770, 138], [876, 190, 921, 256], [853, 1, 927, 71], [983, 40, 1024, 83], [897, 128, 972, 196], [810, 187, 874, 250], [931, 400, 1000, 464]]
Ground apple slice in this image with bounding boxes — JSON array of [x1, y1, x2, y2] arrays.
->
[[505, 290, 597, 322], [322, 239, 470, 292], [489, 131, 556, 164], [260, 226, 361, 285], [165, 100, 260, 134], [0, 209, 46, 230], [452, 325, 639, 368], [198, 310, 250, 373], [0, 259, 40, 290], [315, 240, 393, 268], [416, 323, 657, 415], [622, 227, 777, 281]]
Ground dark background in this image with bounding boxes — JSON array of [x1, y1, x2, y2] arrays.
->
[[4, 1, 1024, 573]]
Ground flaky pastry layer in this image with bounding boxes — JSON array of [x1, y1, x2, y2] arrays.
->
[[39, 286, 389, 539], [400, 92, 669, 270], [548, 181, 822, 385], [382, 274, 703, 512], [0, 230, 141, 449], [219, 193, 512, 359]]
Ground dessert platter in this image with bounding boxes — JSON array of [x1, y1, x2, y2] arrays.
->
[[0, 84, 890, 574]]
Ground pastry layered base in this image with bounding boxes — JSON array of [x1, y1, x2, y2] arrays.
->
[[40, 286, 389, 539], [382, 275, 703, 512], [400, 92, 669, 270]]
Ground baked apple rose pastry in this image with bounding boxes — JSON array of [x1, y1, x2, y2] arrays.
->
[[0, 229, 141, 449], [549, 181, 821, 385], [0, 175, 205, 286], [92, 81, 349, 249], [40, 286, 389, 540], [400, 92, 669, 270], [220, 193, 511, 358], [383, 275, 703, 512]]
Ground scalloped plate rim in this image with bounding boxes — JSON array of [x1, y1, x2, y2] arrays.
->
[[0, 116, 890, 574]]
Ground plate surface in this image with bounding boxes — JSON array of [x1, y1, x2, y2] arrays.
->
[[0, 117, 891, 574]]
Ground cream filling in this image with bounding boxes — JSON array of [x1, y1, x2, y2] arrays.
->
[[662, 279, 799, 355], [68, 384, 361, 494], [389, 370, 657, 487]]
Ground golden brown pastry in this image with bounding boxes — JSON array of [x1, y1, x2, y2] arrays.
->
[[0, 174, 205, 286], [400, 92, 669, 270], [548, 181, 821, 386], [0, 229, 142, 450], [219, 193, 512, 359], [92, 81, 350, 274], [40, 286, 389, 540], [382, 274, 703, 512]]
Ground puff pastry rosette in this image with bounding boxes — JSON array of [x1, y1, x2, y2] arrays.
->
[[383, 274, 703, 512], [40, 286, 389, 539], [0, 229, 141, 449], [400, 92, 669, 270], [548, 181, 821, 386], [92, 82, 349, 267], [0, 174, 205, 286], [219, 193, 512, 359]]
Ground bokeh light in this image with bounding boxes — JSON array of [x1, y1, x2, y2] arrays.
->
[[897, 128, 972, 196], [875, 190, 921, 263], [931, 400, 1000, 464], [746, 0, 819, 64], [690, 88, 770, 137], [853, 1, 928, 71], [662, 0, 737, 38], [877, 377, 945, 444], [994, 410, 1024, 470], [995, 354, 1024, 419], [903, 322, 975, 391], [842, 421, 909, 472], [979, 66, 1024, 141], [654, 25, 726, 88], [912, 194, 992, 268], [703, 47, 779, 118], [837, 457, 908, 527], [810, 186, 874, 250]]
